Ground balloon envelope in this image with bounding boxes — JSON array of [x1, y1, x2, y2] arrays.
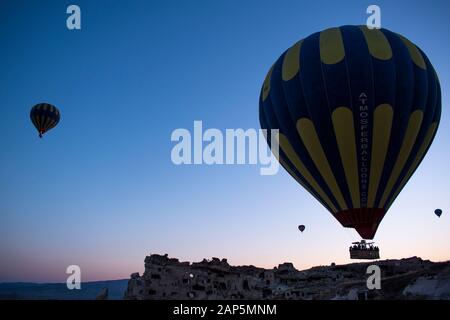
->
[[435, 209, 442, 217], [260, 26, 441, 239], [30, 103, 60, 137], [298, 225, 305, 232]]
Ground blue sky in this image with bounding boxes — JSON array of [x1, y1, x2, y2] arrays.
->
[[0, 0, 449, 282]]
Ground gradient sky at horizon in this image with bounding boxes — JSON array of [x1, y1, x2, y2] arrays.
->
[[0, 0, 449, 282]]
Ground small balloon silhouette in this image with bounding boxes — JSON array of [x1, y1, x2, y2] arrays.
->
[[30, 103, 60, 138], [434, 209, 442, 217]]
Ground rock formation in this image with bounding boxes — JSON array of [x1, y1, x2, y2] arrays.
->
[[95, 287, 109, 300], [124, 254, 450, 300]]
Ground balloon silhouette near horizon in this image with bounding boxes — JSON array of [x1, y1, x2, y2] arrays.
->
[[30, 103, 60, 138], [298, 225, 305, 233], [435, 209, 442, 217], [259, 25, 441, 242]]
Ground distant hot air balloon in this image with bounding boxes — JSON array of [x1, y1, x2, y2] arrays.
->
[[260, 26, 441, 240], [30, 103, 60, 138], [298, 225, 305, 232], [435, 209, 442, 217]]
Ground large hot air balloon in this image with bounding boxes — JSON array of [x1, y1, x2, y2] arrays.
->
[[260, 26, 441, 239], [30, 103, 60, 138]]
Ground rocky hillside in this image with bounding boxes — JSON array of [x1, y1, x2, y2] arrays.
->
[[124, 254, 450, 300]]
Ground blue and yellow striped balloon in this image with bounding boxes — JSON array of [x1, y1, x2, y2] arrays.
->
[[259, 25, 441, 239], [30, 103, 60, 138]]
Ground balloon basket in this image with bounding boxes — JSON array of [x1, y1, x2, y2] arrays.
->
[[349, 240, 380, 260]]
